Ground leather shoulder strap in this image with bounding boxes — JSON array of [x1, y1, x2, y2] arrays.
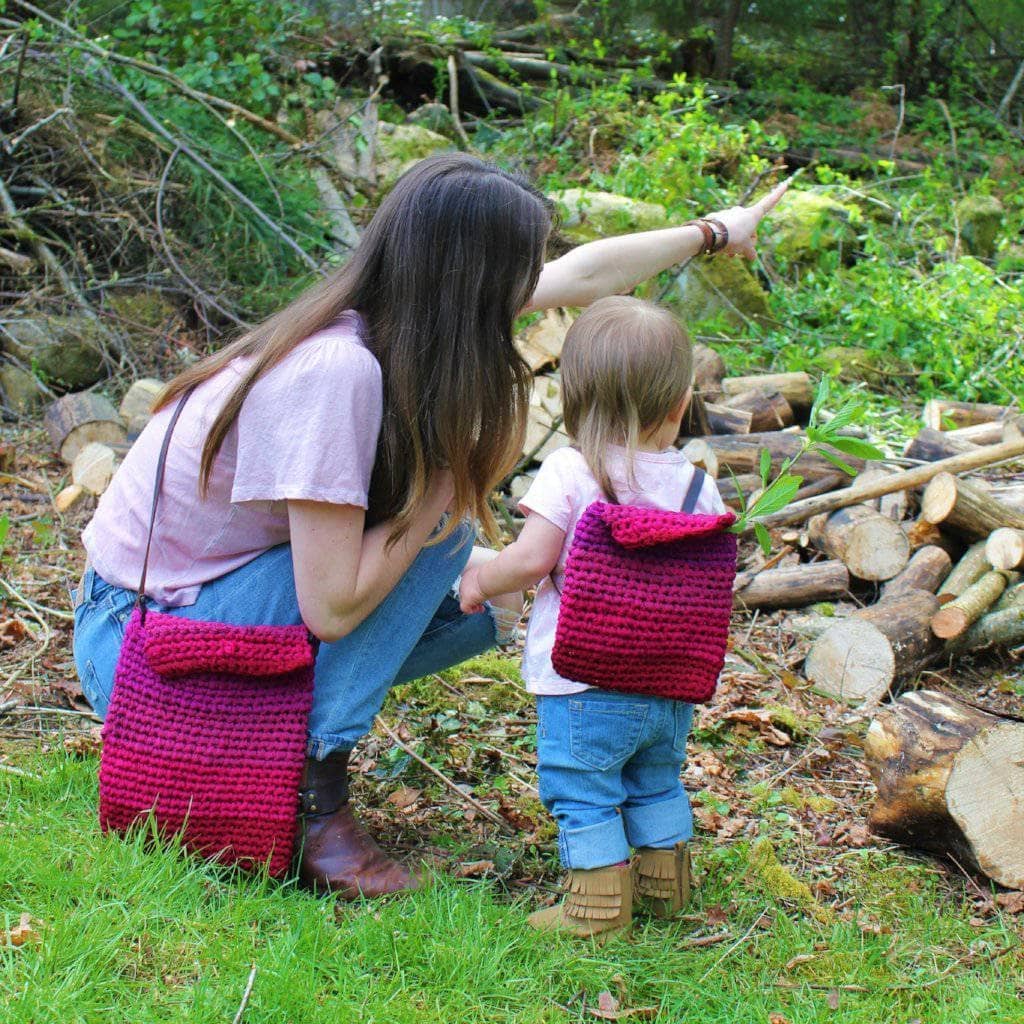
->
[[681, 468, 706, 514], [136, 389, 194, 619]]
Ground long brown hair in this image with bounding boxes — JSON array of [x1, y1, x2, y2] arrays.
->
[[157, 154, 552, 541], [561, 296, 693, 503]]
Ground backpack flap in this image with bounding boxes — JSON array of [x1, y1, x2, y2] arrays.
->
[[597, 503, 737, 550]]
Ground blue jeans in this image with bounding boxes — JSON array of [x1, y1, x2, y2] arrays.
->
[[536, 689, 694, 870], [73, 523, 499, 756]]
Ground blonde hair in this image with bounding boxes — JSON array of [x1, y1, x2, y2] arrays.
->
[[561, 296, 693, 502]]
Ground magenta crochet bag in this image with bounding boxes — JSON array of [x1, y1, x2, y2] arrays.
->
[[97, 391, 316, 877], [551, 470, 737, 702]]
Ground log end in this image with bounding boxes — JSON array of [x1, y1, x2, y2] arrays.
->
[[805, 619, 895, 705]]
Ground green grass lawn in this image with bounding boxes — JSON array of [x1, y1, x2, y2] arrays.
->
[[2, 750, 1021, 1023]]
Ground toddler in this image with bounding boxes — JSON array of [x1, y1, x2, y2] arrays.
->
[[459, 295, 729, 937]]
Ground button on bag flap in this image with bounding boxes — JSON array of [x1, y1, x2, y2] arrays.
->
[[143, 613, 315, 679]]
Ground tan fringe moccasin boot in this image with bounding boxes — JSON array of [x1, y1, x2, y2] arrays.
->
[[527, 864, 632, 938], [633, 841, 692, 918]]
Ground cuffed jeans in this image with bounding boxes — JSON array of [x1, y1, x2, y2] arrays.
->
[[73, 522, 499, 757], [536, 689, 694, 870]]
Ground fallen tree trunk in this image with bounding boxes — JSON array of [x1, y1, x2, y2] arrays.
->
[[720, 372, 813, 416], [808, 505, 910, 581], [759, 435, 1024, 530], [921, 472, 1024, 540], [804, 590, 941, 704], [733, 559, 849, 610], [722, 388, 794, 432], [880, 545, 952, 601], [864, 689, 1024, 890], [930, 570, 1013, 639]]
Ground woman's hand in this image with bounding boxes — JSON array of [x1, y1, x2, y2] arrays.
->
[[705, 180, 789, 259]]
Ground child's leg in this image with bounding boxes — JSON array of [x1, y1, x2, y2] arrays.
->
[[620, 700, 694, 850], [621, 699, 695, 917], [531, 691, 650, 936]]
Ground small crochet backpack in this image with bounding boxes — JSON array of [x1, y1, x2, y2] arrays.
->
[[551, 469, 737, 702]]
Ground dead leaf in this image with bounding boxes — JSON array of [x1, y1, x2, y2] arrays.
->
[[63, 729, 103, 757], [3, 913, 42, 947], [722, 708, 792, 746], [996, 891, 1024, 914], [587, 991, 659, 1021], [705, 904, 729, 927], [784, 953, 815, 971], [387, 787, 421, 810], [827, 990, 840, 1010], [453, 860, 494, 879], [768, 1014, 792, 1024]]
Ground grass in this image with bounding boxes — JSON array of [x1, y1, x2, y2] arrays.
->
[[2, 749, 1021, 1023]]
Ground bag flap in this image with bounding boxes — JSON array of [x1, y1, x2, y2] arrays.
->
[[596, 503, 737, 549], [142, 611, 315, 678]]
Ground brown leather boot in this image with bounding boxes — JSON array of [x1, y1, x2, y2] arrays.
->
[[527, 864, 632, 938], [296, 750, 422, 899], [633, 841, 691, 918]]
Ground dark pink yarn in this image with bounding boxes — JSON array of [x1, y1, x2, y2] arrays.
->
[[552, 503, 737, 702], [99, 609, 315, 877]]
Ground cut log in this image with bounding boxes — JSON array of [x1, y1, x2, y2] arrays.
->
[[54, 483, 86, 514], [855, 467, 909, 522], [718, 472, 759, 508], [804, 590, 941, 704], [722, 388, 794, 432], [903, 427, 979, 463], [947, 603, 1024, 653], [516, 308, 572, 372], [921, 471, 1024, 540], [720, 372, 813, 416], [931, 569, 1013, 639], [681, 438, 718, 479], [759, 435, 1024, 529], [808, 505, 910, 581], [44, 392, 126, 464], [680, 391, 711, 439], [733, 559, 849, 610], [880, 546, 952, 602], [923, 399, 1015, 431], [994, 581, 1024, 613], [864, 689, 1024, 889], [986, 528, 1024, 571], [704, 402, 752, 436], [792, 473, 847, 504], [118, 377, 164, 436], [71, 442, 117, 496], [937, 540, 991, 603], [693, 343, 726, 401], [698, 431, 864, 482], [990, 483, 1024, 510], [945, 421, 1005, 445]]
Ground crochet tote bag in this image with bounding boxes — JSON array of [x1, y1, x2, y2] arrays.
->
[[97, 392, 316, 877], [551, 469, 738, 703]]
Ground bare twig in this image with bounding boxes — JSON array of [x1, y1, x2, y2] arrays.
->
[[231, 964, 258, 1024], [374, 715, 515, 834], [447, 53, 473, 149], [5, 106, 71, 151], [880, 84, 905, 161]]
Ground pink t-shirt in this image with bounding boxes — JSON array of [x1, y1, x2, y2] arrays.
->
[[519, 444, 727, 696], [83, 312, 382, 606]]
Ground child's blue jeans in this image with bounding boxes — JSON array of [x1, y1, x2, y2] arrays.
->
[[73, 523, 500, 757], [536, 689, 694, 869]]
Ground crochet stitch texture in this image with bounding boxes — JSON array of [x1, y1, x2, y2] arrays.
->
[[552, 503, 737, 701], [99, 609, 316, 877]]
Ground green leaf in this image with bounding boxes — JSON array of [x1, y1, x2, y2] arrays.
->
[[759, 448, 771, 487], [819, 448, 859, 476], [828, 436, 886, 461], [754, 522, 772, 556], [747, 474, 803, 518], [808, 375, 830, 428], [726, 465, 747, 514]]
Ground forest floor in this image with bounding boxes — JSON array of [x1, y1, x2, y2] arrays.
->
[[2, 418, 1023, 1022]]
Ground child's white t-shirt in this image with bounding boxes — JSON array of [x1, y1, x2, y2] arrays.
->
[[518, 445, 727, 696]]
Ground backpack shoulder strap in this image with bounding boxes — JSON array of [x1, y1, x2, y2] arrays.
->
[[681, 468, 706, 514]]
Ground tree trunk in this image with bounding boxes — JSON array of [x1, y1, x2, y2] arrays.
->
[[808, 505, 910, 581], [864, 689, 1024, 889], [713, 0, 743, 79], [44, 392, 126, 465], [804, 590, 941, 704], [880, 545, 951, 602], [733, 559, 849, 611], [921, 472, 1024, 540]]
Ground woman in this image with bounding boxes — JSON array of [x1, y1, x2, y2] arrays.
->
[[74, 154, 785, 899]]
